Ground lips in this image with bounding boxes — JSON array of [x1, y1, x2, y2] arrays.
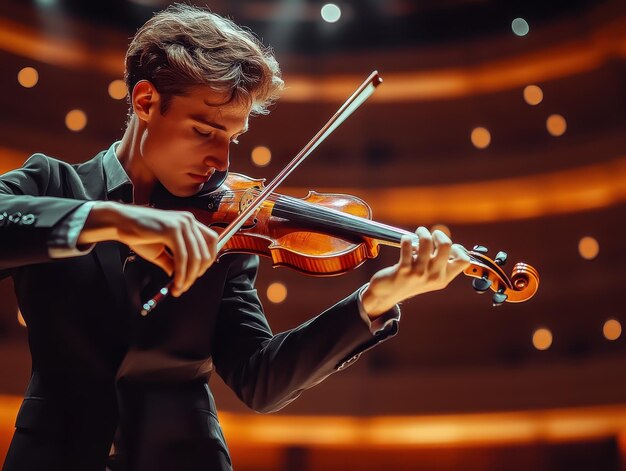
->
[[188, 173, 212, 183]]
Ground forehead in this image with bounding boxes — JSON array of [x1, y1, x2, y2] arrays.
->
[[170, 85, 251, 125]]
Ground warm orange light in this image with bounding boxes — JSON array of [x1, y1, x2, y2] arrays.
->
[[0, 147, 28, 174], [578, 236, 599, 260], [532, 328, 552, 350], [471, 127, 491, 149], [4, 150, 626, 226], [523, 85, 543, 105], [251, 146, 272, 167], [603, 319, 621, 341], [431, 224, 451, 238], [278, 155, 626, 224], [17, 66, 38, 88], [266, 282, 287, 303], [546, 114, 567, 136], [65, 109, 87, 132], [108, 79, 127, 100], [2, 394, 626, 449], [17, 309, 26, 328], [4, 16, 626, 103], [218, 404, 626, 447]]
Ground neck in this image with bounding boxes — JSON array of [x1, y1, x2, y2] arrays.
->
[[116, 115, 156, 205]]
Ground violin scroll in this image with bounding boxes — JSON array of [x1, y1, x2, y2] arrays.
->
[[464, 246, 539, 305]]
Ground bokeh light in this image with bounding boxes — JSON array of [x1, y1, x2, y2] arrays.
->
[[546, 114, 567, 136], [578, 236, 599, 260], [603, 319, 622, 341], [267, 282, 287, 304], [533, 328, 553, 350], [65, 109, 87, 132], [17, 67, 39, 88], [512, 18, 530, 36], [321, 3, 341, 23], [108, 79, 127, 100], [523, 85, 543, 105], [471, 127, 491, 149], [251, 146, 272, 167]]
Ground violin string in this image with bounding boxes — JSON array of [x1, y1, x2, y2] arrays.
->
[[219, 189, 472, 249], [221, 192, 483, 259], [272, 202, 512, 287], [267, 197, 491, 271], [213, 190, 505, 280], [217, 189, 411, 243], [275, 198, 406, 243], [218, 191, 386, 236]]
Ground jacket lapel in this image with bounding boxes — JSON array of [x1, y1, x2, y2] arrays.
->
[[76, 152, 133, 317]]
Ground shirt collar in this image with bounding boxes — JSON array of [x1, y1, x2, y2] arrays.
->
[[102, 141, 134, 203]]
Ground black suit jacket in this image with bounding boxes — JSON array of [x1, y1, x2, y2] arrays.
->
[[0, 150, 399, 471]]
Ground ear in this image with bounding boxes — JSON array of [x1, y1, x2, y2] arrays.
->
[[131, 80, 161, 122]]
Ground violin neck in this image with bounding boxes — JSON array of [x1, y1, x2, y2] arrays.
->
[[273, 195, 413, 246]]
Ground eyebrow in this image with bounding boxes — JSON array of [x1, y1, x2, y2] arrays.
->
[[191, 114, 248, 134]]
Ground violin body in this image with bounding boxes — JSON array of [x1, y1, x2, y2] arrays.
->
[[157, 173, 382, 276]]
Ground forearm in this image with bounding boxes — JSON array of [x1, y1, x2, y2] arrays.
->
[[214, 258, 400, 414], [218, 296, 373, 413]]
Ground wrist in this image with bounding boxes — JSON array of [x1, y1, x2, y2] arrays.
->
[[360, 284, 397, 320], [77, 201, 122, 244]]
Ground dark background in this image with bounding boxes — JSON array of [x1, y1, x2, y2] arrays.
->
[[1, 0, 625, 469]]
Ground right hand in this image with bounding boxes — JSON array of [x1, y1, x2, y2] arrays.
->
[[80, 202, 218, 297]]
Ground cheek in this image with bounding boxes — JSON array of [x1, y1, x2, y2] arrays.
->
[[141, 124, 182, 161], [141, 118, 206, 176]]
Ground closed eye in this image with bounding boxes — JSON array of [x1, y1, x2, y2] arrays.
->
[[193, 127, 213, 137]]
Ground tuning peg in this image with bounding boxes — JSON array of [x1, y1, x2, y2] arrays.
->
[[472, 277, 492, 293], [492, 289, 508, 306], [473, 245, 488, 254], [494, 251, 508, 266]]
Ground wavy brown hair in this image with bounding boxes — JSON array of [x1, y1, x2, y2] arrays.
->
[[125, 3, 283, 116]]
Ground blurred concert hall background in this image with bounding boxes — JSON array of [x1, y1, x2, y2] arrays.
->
[[1, 0, 626, 469]]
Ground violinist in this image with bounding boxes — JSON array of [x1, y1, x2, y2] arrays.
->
[[0, 4, 470, 471]]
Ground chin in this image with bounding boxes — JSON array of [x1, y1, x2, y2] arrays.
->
[[161, 183, 202, 198], [174, 188, 201, 197]]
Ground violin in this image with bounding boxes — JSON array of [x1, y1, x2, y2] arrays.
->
[[154, 172, 539, 306], [140, 71, 539, 316]]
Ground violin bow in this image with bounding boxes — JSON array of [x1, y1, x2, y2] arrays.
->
[[140, 71, 383, 316]]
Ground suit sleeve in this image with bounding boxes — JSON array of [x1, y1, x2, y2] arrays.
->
[[0, 154, 90, 270], [212, 254, 399, 414]]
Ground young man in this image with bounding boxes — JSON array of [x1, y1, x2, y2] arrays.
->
[[0, 4, 469, 471]]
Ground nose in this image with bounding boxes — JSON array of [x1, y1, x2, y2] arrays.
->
[[204, 142, 230, 172]]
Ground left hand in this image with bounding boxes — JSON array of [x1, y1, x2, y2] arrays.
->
[[361, 226, 471, 318]]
